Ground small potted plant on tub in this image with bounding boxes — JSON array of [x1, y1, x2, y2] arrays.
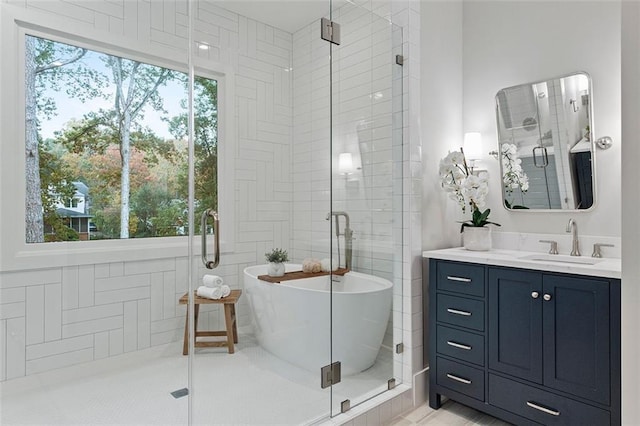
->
[[265, 248, 289, 277]]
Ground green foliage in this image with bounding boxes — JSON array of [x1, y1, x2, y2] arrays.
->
[[32, 36, 108, 122], [167, 76, 219, 230], [459, 207, 501, 233], [131, 184, 186, 237], [265, 248, 289, 263], [44, 223, 79, 242], [39, 140, 78, 240], [504, 200, 529, 210]]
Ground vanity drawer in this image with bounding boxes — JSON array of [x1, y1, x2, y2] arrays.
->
[[436, 357, 485, 401], [436, 325, 484, 366], [488, 374, 610, 426], [437, 261, 485, 297], [436, 294, 484, 331]]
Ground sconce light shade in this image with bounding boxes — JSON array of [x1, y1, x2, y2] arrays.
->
[[338, 152, 354, 174], [463, 132, 483, 160]]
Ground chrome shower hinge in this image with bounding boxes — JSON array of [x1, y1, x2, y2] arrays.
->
[[321, 18, 341, 45], [320, 361, 341, 388]]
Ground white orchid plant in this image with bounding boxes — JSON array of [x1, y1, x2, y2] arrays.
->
[[439, 149, 500, 232], [501, 143, 529, 209]]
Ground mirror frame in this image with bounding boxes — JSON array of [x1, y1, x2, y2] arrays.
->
[[495, 71, 597, 213]]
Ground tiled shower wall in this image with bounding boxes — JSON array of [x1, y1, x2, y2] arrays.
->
[[0, 0, 293, 381]]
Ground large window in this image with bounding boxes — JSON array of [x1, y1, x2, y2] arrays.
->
[[25, 35, 218, 243]]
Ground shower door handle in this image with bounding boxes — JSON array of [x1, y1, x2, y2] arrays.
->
[[201, 209, 220, 269], [532, 146, 549, 168]]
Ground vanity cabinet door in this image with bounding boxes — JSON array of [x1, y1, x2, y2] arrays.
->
[[488, 268, 543, 383], [542, 275, 610, 405]]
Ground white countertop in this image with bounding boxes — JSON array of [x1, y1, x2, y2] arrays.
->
[[422, 247, 621, 279]]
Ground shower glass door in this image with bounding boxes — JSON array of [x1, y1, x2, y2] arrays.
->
[[329, 0, 404, 416], [187, 1, 337, 424]]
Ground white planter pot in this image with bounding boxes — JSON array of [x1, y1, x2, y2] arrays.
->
[[267, 262, 285, 277], [463, 226, 492, 251]]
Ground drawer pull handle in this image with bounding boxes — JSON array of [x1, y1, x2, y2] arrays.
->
[[446, 373, 472, 385], [446, 276, 472, 283], [447, 340, 472, 351], [447, 308, 472, 316], [526, 401, 560, 416]]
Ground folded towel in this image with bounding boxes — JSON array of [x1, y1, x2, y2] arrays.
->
[[220, 284, 231, 298], [202, 275, 224, 287], [197, 285, 222, 300]]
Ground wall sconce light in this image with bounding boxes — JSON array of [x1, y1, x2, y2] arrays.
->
[[463, 132, 482, 172], [338, 152, 354, 175]]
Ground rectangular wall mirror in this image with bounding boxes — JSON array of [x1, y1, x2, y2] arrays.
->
[[495, 72, 595, 211]]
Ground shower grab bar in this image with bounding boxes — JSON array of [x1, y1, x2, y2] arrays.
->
[[201, 209, 220, 269]]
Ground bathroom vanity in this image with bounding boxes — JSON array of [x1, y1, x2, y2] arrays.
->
[[423, 248, 621, 425]]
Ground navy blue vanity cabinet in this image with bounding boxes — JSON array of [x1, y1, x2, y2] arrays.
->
[[428, 260, 491, 415], [427, 258, 621, 426], [489, 269, 611, 404], [488, 268, 543, 383]]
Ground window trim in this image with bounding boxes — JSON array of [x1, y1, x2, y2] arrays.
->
[[0, 5, 236, 271]]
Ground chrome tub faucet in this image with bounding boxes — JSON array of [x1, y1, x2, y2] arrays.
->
[[326, 211, 353, 270]]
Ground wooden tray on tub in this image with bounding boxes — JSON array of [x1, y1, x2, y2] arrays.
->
[[257, 268, 349, 283]]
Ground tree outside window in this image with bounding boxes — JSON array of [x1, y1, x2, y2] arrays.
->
[[25, 35, 218, 243]]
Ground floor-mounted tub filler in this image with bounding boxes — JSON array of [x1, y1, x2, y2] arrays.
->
[[243, 264, 393, 375]]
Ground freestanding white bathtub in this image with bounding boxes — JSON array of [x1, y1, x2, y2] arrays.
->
[[243, 264, 393, 376]]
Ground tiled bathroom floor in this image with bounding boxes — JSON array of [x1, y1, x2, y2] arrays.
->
[[0, 331, 393, 425], [0, 329, 512, 426], [390, 400, 511, 426]]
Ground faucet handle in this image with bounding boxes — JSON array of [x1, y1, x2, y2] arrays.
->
[[539, 240, 559, 255], [592, 243, 614, 258]]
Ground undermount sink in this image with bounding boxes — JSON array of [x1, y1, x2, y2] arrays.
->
[[518, 253, 604, 265]]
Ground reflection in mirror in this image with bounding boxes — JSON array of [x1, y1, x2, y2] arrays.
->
[[496, 72, 595, 211]]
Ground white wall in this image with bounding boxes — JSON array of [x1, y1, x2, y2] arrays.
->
[[621, 1, 640, 424], [420, 0, 464, 252], [462, 1, 621, 238]]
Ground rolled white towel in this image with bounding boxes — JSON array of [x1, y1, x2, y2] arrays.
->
[[321, 258, 340, 272], [197, 285, 222, 300], [202, 275, 224, 287], [220, 284, 231, 298]]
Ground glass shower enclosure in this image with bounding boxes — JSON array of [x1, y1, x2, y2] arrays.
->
[[0, 0, 403, 424]]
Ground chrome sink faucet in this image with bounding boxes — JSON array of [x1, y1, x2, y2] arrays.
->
[[566, 218, 580, 256]]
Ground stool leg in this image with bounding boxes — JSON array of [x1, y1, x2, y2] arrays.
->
[[193, 304, 200, 349], [224, 304, 235, 354], [182, 305, 189, 356], [231, 304, 238, 343]]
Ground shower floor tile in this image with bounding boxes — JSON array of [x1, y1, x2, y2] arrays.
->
[[0, 332, 393, 425]]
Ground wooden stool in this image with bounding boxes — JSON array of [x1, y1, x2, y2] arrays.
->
[[179, 289, 242, 355]]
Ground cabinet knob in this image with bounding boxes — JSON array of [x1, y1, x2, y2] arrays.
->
[[543, 294, 552, 301], [531, 291, 539, 299]]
